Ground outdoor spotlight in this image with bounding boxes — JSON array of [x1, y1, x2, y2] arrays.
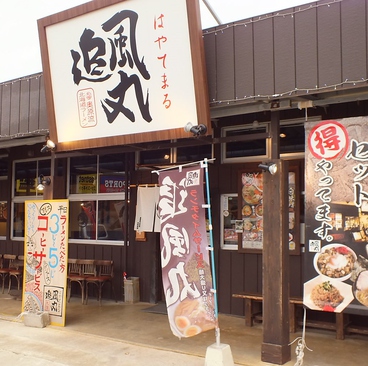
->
[[40, 138, 56, 153], [37, 174, 51, 191], [258, 162, 278, 175], [184, 122, 207, 136]]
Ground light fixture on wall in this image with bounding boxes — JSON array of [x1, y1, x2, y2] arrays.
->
[[40, 138, 56, 153], [258, 162, 278, 175], [184, 122, 207, 136], [37, 175, 51, 191]]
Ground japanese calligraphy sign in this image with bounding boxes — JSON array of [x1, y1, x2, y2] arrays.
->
[[38, 0, 210, 151], [23, 200, 69, 326], [158, 166, 216, 338], [304, 118, 368, 315]]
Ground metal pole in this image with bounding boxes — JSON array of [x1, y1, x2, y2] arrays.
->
[[202, 0, 222, 25], [202, 158, 220, 346]]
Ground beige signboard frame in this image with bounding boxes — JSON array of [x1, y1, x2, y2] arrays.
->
[[38, 0, 211, 151], [23, 200, 69, 326]]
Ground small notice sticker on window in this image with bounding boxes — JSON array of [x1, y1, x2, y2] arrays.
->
[[309, 240, 321, 252]]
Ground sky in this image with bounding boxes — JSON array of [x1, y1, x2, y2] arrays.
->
[[0, 0, 315, 83]]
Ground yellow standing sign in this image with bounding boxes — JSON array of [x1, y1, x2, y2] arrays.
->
[[23, 200, 69, 326]]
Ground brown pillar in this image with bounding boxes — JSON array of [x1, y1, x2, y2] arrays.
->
[[269, 111, 280, 159], [43, 175, 66, 200], [261, 159, 291, 364], [42, 176, 53, 200], [43, 153, 67, 200]]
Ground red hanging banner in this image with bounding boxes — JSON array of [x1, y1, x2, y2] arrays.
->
[[158, 166, 216, 338]]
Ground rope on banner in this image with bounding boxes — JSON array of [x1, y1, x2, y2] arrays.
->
[[289, 307, 313, 366], [151, 158, 216, 175]]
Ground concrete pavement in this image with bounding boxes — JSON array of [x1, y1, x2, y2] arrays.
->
[[0, 317, 208, 365], [1, 291, 368, 365]]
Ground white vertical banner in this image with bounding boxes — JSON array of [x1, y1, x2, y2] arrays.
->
[[23, 200, 69, 326], [134, 186, 160, 232], [158, 166, 216, 338]]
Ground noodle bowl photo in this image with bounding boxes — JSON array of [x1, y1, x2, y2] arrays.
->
[[354, 270, 368, 307], [313, 244, 356, 282]]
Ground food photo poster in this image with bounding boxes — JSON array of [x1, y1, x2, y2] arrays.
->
[[304, 117, 368, 315]]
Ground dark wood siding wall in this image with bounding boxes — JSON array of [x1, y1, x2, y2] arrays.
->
[[68, 242, 126, 301], [0, 73, 48, 138], [209, 162, 303, 316], [203, 0, 368, 106], [209, 163, 261, 315]]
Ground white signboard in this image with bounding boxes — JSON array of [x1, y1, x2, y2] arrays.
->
[[38, 0, 210, 151]]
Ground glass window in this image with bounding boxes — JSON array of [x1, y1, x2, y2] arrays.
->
[[221, 118, 316, 162], [0, 156, 8, 179], [14, 160, 51, 197], [69, 156, 97, 194], [220, 194, 238, 250], [68, 153, 127, 245], [140, 147, 171, 165], [98, 200, 126, 240], [0, 156, 8, 239], [13, 202, 25, 237], [99, 154, 125, 194], [14, 161, 37, 197], [69, 201, 97, 240], [69, 200, 126, 241], [177, 144, 212, 163], [222, 125, 268, 161], [0, 202, 7, 237], [280, 124, 305, 155], [12, 159, 51, 239]]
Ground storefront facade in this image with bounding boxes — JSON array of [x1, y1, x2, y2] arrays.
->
[[1, 0, 368, 325]]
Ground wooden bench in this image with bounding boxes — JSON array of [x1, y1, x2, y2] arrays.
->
[[345, 324, 368, 336], [232, 292, 346, 340]]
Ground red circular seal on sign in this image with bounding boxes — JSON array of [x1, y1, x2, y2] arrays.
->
[[308, 120, 349, 160]]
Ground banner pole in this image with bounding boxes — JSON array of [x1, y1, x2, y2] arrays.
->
[[203, 159, 234, 366], [202, 158, 220, 346]]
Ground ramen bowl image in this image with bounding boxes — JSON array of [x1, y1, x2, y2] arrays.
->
[[354, 270, 368, 307], [173, 298, 215, 337], [313, 244, 356, 282]]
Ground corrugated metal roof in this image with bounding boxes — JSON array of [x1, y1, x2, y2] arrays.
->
[[0, 73, 49, 145], [204, 0, 368, 118], [2, 0, 368, 144]]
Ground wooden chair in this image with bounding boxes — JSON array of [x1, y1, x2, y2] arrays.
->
[[67, 259, 97, 304], [85, 260, 116, 305], [67, 259, 85, 304], [0, 254, 16, 294], [8, 255, 24, 294]]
